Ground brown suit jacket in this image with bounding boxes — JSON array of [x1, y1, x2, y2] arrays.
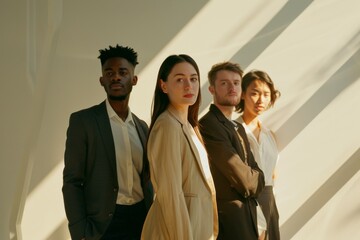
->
[[62, 101, 153, 240], [199, 104, 265, 240]]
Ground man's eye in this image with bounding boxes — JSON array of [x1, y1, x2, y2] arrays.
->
[[119, 71, 127, 76], [106, 72, 114, 77]]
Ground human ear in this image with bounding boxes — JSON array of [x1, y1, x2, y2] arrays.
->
[[99, 77, 104, 86], [160, 80, 167, 93], [132, 76, 138, 86], [208, 85, 215, 95]]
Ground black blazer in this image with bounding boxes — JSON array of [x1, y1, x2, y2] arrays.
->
[[199, 104, 265, 240], [62, 101, 153, 240]]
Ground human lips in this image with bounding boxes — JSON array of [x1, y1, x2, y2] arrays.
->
[[255, 105, 265, 111], [227, 91, 238, 97], [183, 93, 194, 98], [110, 83, 124, 89]]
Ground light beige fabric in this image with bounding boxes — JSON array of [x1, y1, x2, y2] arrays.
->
[[141, 110, 218, 240]]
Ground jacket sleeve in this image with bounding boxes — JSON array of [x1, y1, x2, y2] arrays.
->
[[200, 118, 264, 198], [147, 117, 193, 240], [62, 112, 87, 240]]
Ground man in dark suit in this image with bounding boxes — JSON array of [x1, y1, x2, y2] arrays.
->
[[199, 62, 265, 240], [62, 45, 153, 240]]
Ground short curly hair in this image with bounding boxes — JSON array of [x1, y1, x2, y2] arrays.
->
[[98, 44, 139, 67]]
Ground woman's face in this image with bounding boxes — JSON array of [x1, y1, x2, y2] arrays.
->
[[242, 79, 271, 117], [161, 62, 199, 109]]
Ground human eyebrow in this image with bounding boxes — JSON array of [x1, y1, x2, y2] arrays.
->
[[174, 73, 186, 77]]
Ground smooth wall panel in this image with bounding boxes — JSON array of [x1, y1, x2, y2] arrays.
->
[[1, 0, 359, 239]]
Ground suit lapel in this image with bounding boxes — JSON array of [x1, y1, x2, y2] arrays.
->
[[167, 110, 213, 193], [210, 105, 247, 162], [94, 101, 117, 182], [132, 114, 151, 184], [132, 114, 147, 149]]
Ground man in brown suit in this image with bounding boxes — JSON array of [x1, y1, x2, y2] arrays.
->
[[199, 62, 265, 240]]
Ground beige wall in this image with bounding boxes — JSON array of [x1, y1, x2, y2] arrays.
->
[[1, 0, 359, 239]]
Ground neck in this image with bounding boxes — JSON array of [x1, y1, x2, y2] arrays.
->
[[242, 113, 261, 139], [215, 103, 234, 119], [241, 112, 258, 126], [108, 98, 129, 121]]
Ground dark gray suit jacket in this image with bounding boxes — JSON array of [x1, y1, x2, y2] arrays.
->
[[62, 101, 153, 240], [199, 104, 265, 240]]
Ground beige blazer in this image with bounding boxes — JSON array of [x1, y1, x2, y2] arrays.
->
[[141, 110, 218, 240]]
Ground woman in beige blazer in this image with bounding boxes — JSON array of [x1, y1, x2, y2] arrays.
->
[[141, 54, 218, 240]]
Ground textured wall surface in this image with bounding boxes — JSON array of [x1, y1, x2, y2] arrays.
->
[[1, 0, 359, 239]]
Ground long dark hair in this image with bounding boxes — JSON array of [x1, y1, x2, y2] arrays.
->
[[149, 54, 201, 133]]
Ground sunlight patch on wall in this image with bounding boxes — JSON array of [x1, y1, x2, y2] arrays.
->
[[21, 161, 66, 240], [130, 0, 288, 123]]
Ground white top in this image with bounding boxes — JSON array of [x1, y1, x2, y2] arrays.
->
[[106, 99, 144, 205], [236, 117, 279, 186], [188, 126, 214, 186]]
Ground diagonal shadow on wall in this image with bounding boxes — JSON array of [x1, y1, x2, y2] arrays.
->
[[275, 45, 360, 151], [280, 147, 360, 239], [231, 0, 314, 69], [200, 0, 314, 112], [40, 2, 211, 239]]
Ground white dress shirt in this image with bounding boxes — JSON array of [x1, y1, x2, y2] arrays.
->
[[236, 117, 279, 186], [106, 99, 144, 205]]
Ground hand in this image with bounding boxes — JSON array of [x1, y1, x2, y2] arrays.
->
[[258, 230, 266, 240]]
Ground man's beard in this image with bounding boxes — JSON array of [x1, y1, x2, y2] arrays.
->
[[109, 94, 128, 101], [216, 97, 240, 107]]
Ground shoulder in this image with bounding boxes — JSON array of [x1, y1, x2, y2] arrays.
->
[[68, 103, 106, 126], [261, 124, 278, 145], [153, 111, 181, 131], [148, 111, 183, 146], [132, 113, 149, 129], [199, 110, 217, 127], [269, 130, 277, 142], [70, 102, 105, 117]]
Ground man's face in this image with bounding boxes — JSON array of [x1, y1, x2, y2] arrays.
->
[[99, 57, 137, 101], [209, 70, 242, 107]]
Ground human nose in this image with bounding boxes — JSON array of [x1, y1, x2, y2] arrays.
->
[[111, 72, 121, 81], [257, 95, 265, 103], [184, 79, 191, 90], [228, 82, 236, 91]]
